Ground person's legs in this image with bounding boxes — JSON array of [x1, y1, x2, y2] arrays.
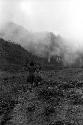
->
[[27, 74, 35, 91]]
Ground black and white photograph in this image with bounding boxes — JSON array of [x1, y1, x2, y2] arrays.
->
[[0, 0, 83, 124]]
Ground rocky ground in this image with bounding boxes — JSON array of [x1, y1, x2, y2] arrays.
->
[[0, 69, 83, 125]]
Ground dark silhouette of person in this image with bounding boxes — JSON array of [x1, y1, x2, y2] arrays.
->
[[27, 61, 36, 83], [25, 59, 42, 91]]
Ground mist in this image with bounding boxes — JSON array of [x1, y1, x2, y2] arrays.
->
[[1, 0, 83, 65]]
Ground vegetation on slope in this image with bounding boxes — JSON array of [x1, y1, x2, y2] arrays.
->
[[0, 38, 35, 72]]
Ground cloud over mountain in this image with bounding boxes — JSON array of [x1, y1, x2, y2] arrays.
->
[[0, 22, 83, 67], [0, 22, 61, 57]]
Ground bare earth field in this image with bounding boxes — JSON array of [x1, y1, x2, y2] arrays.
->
[[0, 68, 83, 125]]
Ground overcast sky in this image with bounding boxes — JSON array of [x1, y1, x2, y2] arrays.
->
[[0, 0, 83, 43]]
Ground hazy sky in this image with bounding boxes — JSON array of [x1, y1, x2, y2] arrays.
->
[[0, 0, 83, 43]]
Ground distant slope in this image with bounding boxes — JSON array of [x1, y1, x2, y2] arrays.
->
[[0, 38, 32, 72], [0, 38, 63, 72]]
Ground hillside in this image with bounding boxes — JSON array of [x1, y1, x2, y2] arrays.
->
[[0, 38, 64, 72], [0, 38, 32, 72]]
